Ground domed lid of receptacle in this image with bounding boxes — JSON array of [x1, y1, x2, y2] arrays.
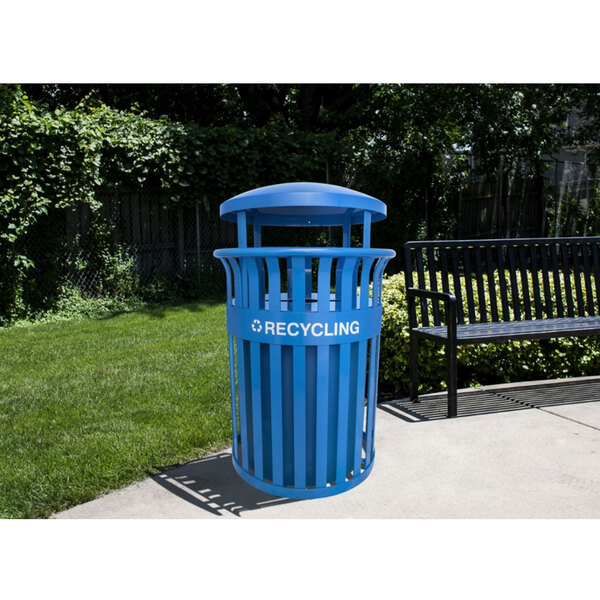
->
[[219, 182, 387, 227]]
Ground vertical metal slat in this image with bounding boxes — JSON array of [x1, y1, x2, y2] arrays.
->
[[462, 246, 476, 323], [249, 341, 263, 479], [473, 245, 488, 323], [427, 246, 441, 324], [451, 247, 465, 324], [496, 245, 511, 321], [285, 256, 294, 311], [518, 245, 532, 320], [507, 244, 521, 321], [316, 256, 333, 486], [257, 257, 266, 309], [529, 244, 543, 319], [404, 245, 415, 296], [236, 336, 249, 471], [265, 256, 283, 485], [485, 245, 499, 322], [360, 257, 375, 309], [269, 343, 283, 486], [247, 258, 263, 480], [582, 243, 594, 316], [315, 345, 329, 487], [220, 258, 233, 305], [265, 257, 281, 309], [415, 249, 429, 326], [592, 243, 600, 316], [440, 247, 450, 294], [571, 243, 585, 317], [291, 257, 306, 488], [228, 257, 243, 308], [336, 342, 351, 484], [305, 256, 313, 309], [539, 243, 554, 318], [372, 257, 389, 307], [353, 340, 368, 477], [551, 243, 565, 318], [318, 256, 333, 312], [561, 244, 575, 317], [335, 257, 359, 483], [228, 334, 238, 462], [365, 336, 379, 463]]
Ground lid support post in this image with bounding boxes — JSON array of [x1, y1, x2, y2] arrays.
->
[[237, 211, 247, 248], [253, 222, 262, 247], [343, 211, 352, 247], [363, 211, 372, 248]]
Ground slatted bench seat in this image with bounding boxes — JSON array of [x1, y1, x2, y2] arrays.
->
[[404, 237, 600, 417]]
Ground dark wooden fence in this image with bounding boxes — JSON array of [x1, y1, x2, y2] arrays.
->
[[60, 157, 600, 290], [456, 156, 600, 239], [457, 173, 545, 239]]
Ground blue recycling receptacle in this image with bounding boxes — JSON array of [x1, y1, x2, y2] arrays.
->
[[214, 182, 395, 499]]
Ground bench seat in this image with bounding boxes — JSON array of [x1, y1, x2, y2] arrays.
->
[[414, 316, 600, 344]]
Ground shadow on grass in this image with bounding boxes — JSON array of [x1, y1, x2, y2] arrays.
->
[[143, 298, 225, 319], [151, 452, 299, 517], [98, 296, 226, 322]]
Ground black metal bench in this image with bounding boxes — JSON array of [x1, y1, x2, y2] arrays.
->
[[404, 237, 600, 417]]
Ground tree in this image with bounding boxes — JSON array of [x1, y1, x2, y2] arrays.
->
[[21, 84, 245, 126]]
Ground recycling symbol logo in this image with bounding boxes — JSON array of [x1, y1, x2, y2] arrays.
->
[[251, 319, 262, 333]]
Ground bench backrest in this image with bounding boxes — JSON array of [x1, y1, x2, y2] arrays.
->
[[404, 237, 600, 326]]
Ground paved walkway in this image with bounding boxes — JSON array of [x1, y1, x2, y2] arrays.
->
[[54, 376, 600, 519]]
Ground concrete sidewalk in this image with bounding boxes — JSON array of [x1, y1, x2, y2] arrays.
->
[[54, 377, 600, 519]]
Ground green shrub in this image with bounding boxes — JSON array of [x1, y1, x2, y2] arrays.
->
[[137, 276, 178, 304], [7, 285, 146, 328], [380, 272, 600, 396], [137, 266, 226, 305], [66, 215, 139, 300]]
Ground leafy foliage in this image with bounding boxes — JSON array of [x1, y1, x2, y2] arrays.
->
[[66, 214, 139, 299], [22, 83, 245, 126], [0, 85, 345, 321]]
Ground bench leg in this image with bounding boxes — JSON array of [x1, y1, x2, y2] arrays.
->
[[410, 331, 419, 403], [447, 337, 458, 418]]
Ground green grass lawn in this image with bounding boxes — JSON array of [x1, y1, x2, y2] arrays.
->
[[0, 302, 231, 518]]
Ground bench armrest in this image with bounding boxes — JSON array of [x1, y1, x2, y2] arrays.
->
[[406, 287, 458, 334]]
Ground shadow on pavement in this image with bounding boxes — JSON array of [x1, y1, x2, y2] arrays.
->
[[151, 452, 299, 517], [153, 380, 600, 514], [379, 378, 600, 422]]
